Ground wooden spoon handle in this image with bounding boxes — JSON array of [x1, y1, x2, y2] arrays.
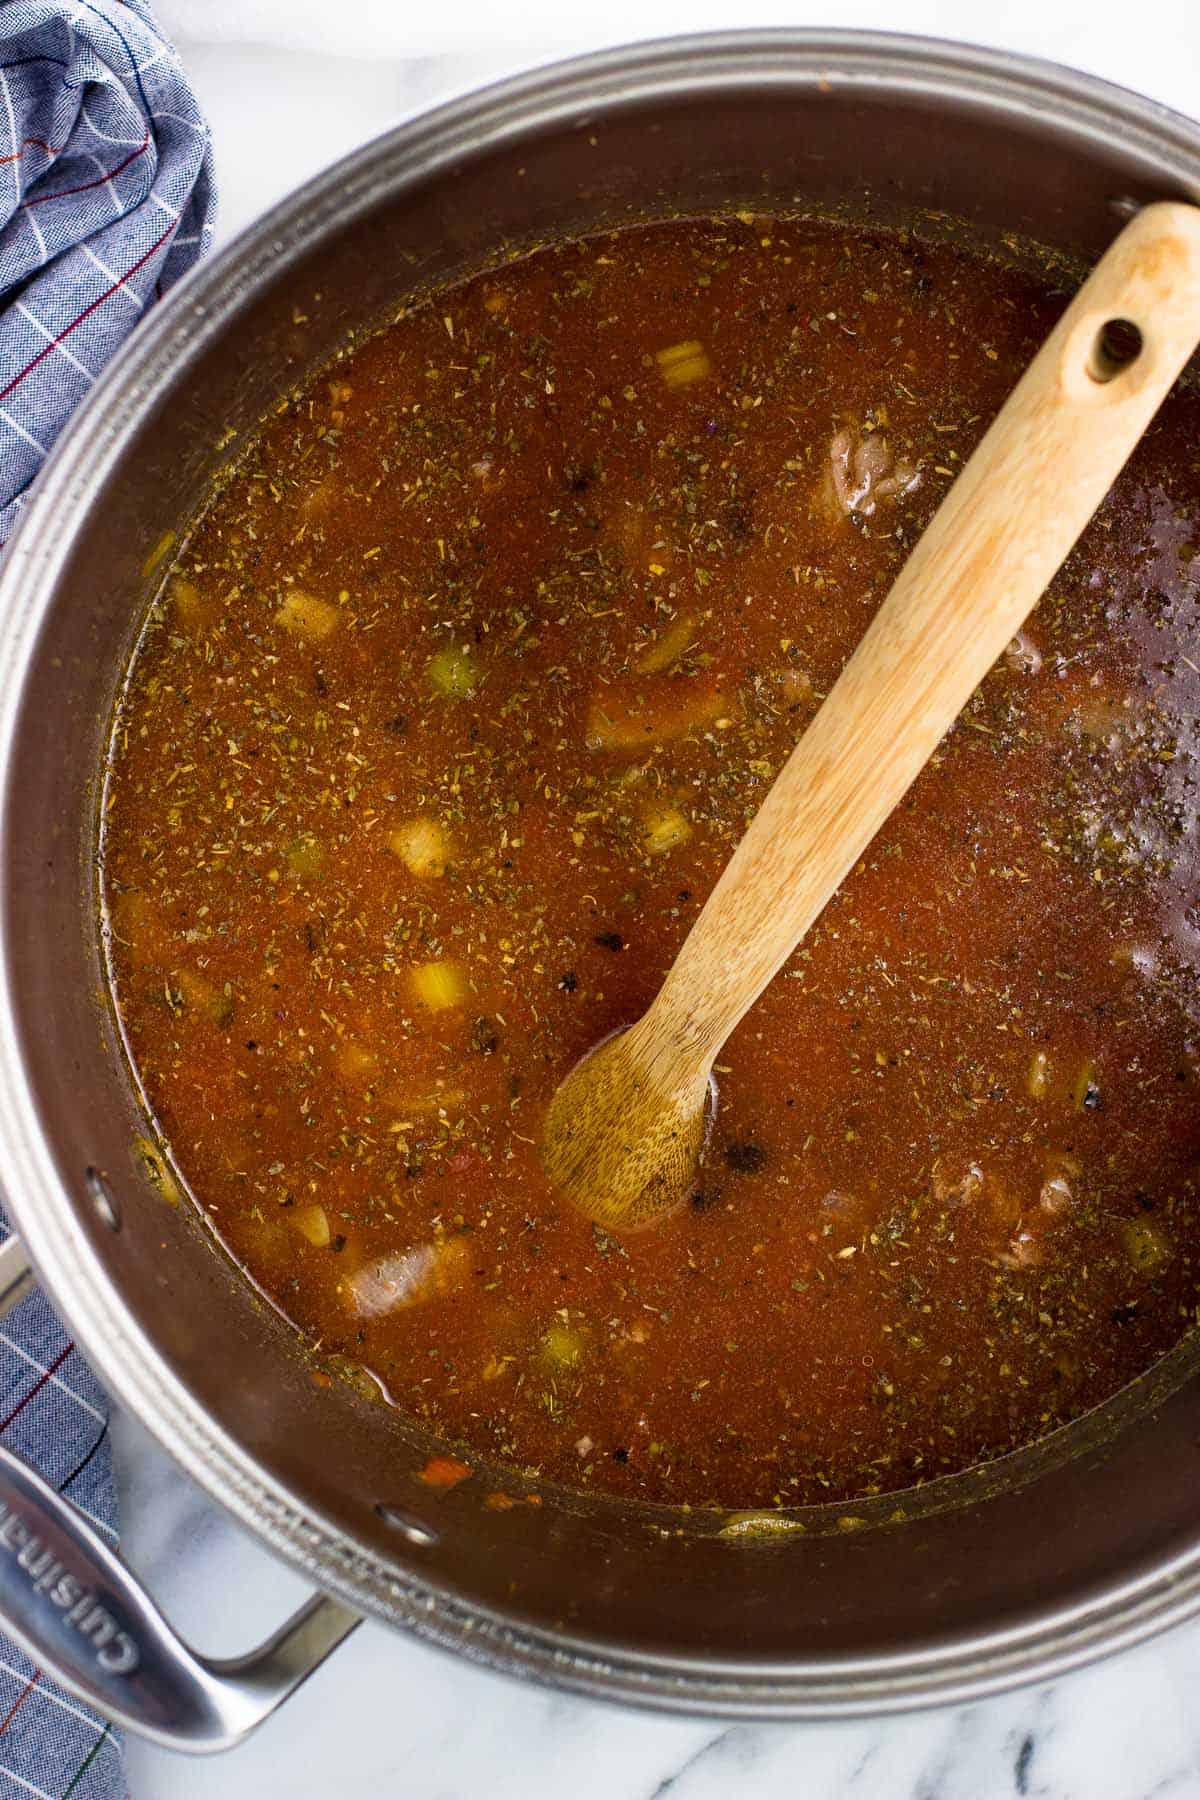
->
[[651, 200, 1200, 1065]]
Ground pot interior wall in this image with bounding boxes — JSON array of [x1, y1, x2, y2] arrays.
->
[[6, 44, 1200, 1676]]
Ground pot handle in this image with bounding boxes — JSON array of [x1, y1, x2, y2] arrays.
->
[[0, 1236, 361, 1752]]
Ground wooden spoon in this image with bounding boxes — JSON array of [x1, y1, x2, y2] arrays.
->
[[542, 201, 1200, 1231]]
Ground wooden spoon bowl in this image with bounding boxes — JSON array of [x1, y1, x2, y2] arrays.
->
[[542, 1024, 713, 1230]]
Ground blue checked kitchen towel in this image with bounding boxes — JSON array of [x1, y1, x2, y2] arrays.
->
[[0, 1, 214, 1793], [0, 0, 214, 546]]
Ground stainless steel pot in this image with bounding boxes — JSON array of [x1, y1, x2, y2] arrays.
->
[[0, 27, 1198, 1753]]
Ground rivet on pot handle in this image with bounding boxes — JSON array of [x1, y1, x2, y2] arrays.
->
[[0, 1236, 361, 1751]]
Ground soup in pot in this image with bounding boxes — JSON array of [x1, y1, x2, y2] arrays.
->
[[101, 215, 1200, 1509]]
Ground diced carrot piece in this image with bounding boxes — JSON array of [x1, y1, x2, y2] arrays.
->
[[418, 1455, 472, 1490]]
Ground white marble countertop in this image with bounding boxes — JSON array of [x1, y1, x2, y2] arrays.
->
[[112, 1390, 1200, 1799], [118, 4, 1200, 1794]]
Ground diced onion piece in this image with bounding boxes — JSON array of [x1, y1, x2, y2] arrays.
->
[[1110, 943, 1157, 978], [1121, 1217, 1171, 1273], [771, 666, 812, 706], [427, 646, 480, 698], [1072, 696, 1130, 748], [997, 1230, 1042, 1270], [110, 889, 160, 957], [655, 340, 712, 388], [275, 588, 338, 640], [1072, 1058, 1101, 1113], [141, 529, 176, 579], [586, 680, 735, 752], [289, 1203, 331, 1248], [719, 1511, 807, 1541], [336, 1040, 377, 1082], [175, 968, 234, 1027], [170, 577, 208, 630], [1039, 1174, 1073, 1216], [389, 816, 451, 878], [931, 1159, 983, 1207], [408, 959, 467, 1011], [634, 610, 698, 675], [341, 1236, 471, 1318], [641, 800, 692, 855], [1005, 631, 1043, 676], [609, 504, 653, 564], [327, 380, 353, 423], [1027, 1050, 1050, 1099], [300, 475, 338, 519]]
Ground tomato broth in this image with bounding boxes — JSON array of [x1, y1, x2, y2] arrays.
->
[[102, 216, 1200, 1509]]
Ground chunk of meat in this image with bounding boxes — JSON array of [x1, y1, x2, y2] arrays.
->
[[340, 1236, 472, 1318], [823, 427, 920, 519]]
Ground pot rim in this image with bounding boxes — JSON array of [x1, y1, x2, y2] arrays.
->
[[2, 27, 1200, 1718]]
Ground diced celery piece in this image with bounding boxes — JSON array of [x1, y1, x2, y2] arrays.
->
[[286, 835, 325, 880], [539, 1320, 588, 1369], [427, 645, 480, 699], [1121, 1217, 1171, 1273], [1027, 1050, 1050, 1099]]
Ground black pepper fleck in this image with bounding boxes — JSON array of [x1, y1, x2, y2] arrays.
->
[[725, 1140, 767, 1175]]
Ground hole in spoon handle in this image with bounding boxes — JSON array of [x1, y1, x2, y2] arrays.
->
[[1085, 316, 1144, 383]]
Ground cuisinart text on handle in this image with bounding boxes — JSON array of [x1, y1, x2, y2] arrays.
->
[[0, 1500, 138, 1673]]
